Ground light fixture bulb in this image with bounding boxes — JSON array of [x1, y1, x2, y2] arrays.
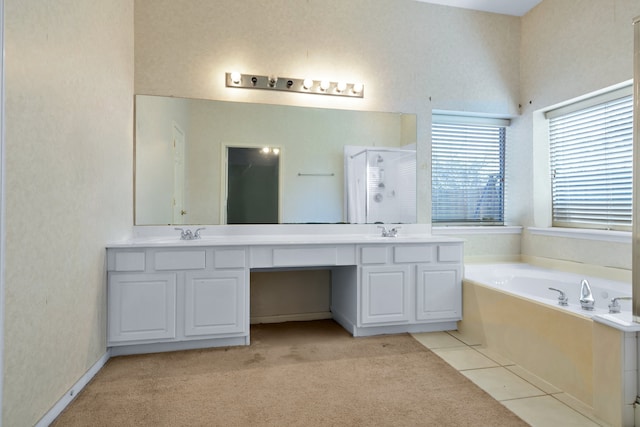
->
[[262, 147, 270, 154], [352, 82, 363, 94], [230, 71, 242, 84], [320, 80, 330, 91], [336, 82, 347, 93], [303, 78, 314, 90], [272, 148, 280, 155]]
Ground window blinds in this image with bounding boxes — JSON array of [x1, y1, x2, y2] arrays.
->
[[548, 94, 633, 231], [432, 120, 506, 225]]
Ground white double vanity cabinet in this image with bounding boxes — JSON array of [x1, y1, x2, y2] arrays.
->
[[106, 231, 463, 356]]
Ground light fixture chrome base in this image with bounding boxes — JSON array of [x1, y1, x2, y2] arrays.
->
[[226, 73, 364, 98]]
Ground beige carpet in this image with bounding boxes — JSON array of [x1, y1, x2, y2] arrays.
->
[[52, 320, 528, 426]]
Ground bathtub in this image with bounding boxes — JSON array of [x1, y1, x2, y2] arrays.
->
[[458, 263, 633, 417], [463, 263, 632, 317]]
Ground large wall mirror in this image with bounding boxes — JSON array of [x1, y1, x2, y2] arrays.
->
[[135, 95, 417, 225]]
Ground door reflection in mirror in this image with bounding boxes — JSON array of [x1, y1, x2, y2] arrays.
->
[[172, 123, 186, 224], [226, 147, 279, 224]]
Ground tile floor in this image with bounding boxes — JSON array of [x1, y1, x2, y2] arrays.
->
[[411, 330, 609, 427]]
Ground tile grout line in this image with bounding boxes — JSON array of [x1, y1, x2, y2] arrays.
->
[[548, 394, 609, 427]]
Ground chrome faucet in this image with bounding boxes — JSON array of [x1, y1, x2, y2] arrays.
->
[[608, 296, 632, 313], [377, 225, 400, 237], [175, 227, 205, 240], [175, 227, 193, 240], [579, 279, 595, 310], [548, 287, 569, 306]]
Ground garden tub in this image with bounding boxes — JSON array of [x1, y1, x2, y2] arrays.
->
[[458, 263, 632, 408]]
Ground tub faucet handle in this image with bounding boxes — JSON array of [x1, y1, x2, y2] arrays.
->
[[608, 296, 632, 313], [548, 287, 569, 306]]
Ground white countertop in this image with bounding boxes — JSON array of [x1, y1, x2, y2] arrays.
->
[[107, 224, 464, 248], [107, 233, 463, 248]]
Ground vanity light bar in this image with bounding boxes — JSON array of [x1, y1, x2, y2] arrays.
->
[[225, 72, 364, 98]]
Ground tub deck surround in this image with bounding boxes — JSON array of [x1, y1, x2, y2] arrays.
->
[[460, 263, 637, 427], [464, 263, 634, 320], [594, 312, 640, 332], [106, 226, 463, 356]]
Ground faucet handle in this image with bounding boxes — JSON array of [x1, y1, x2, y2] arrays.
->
[[609, 296, 632, 313], [548, 287, 568, 306], [377, 225, 388, 237], [194, 228, 205, 239], [174, 227, 194, 240]]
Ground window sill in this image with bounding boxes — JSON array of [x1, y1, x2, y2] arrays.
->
[[432, 226, 522, 235], [527, 227, 631, 243]]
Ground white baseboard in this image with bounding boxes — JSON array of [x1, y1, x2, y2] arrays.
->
[[250, 311, 332, 324], [35, 350, 111, 427], [110, 336, 249, 356]]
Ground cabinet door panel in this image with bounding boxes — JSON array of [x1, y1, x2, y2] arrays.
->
[[184, 271, 246, 336], [108, 273, 177, 343], [416, 267, 461, 321], [361, 266, 410, 324]]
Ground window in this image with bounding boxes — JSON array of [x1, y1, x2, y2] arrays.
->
[[547, 87, 633, 231], [432, 115, 507, 225]]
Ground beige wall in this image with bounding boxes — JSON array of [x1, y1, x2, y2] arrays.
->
[[3, 1, 133, 425], [514, 0, 640, 270], [521, 230, 633, 272], [250, 270, 331, 323]]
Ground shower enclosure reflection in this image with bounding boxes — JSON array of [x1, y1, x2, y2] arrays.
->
[[344, 146, 416, 224]]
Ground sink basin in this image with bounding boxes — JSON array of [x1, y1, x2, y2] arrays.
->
[[361, 235, 432, 241]]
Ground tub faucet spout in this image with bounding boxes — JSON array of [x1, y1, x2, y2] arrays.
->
[[579, 279, 595, 311]]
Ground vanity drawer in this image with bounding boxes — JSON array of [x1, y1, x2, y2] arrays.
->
[[273, 247, 337, 267], [111, 251, 146, 272], [360, 246, 389, 264], [393, 245, 434, 263], [214, 249, 246, 269], [250, 245, 356, 268], [438, 245, 462, 263], [154, 250, 207, 270]]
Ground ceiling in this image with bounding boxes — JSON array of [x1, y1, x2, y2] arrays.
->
[[416, 0, 543, 16]]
